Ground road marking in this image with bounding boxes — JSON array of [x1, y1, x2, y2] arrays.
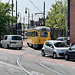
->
[[17, 56, 33, 75], [35, 55, 64, 75], [0, 48, 75, 68], [31, 71, 45, 75], [38, 57, 75, 68]]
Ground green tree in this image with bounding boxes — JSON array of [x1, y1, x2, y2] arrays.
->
[[0, 2, 16, 35], [46, 0, 67, 36]]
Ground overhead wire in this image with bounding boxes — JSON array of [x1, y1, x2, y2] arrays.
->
[[29, 0, 43, 13]]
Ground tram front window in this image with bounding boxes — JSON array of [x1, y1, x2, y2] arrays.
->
[[40, 32, 48, 37]]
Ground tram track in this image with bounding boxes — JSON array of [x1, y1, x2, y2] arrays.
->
[[0, 47, 73, 75], [35, 55, 64, 75], [17, 47, 72, 75]]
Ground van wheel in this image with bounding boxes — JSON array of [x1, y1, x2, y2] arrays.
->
[[1, 44, 2, 48], [41, 50, 45, 57], [7, 44, 9, 49], [53, 53, 57, 59], [65, 54, 69, 61], [19, 47, 22, 50]]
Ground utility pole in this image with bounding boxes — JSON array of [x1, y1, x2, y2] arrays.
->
[[67, 0, 70, 45], [15, 0, 17, 35], [43, 2, 45, 26], [23, 17, 25, 39], [32, 14, 33, 20], [35, 2, 45, 26], [12, 0, 13, 34]]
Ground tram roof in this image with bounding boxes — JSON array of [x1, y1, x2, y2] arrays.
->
[[28, 26, 50, 31]]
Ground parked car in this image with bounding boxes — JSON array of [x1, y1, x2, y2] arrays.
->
[[64, 45, 75, 61], [1, 35, 23, 49], [57, 37, 67, 43], [41, 40, 69, 58]]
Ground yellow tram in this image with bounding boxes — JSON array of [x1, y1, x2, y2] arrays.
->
[[27, 26, 51, 48]]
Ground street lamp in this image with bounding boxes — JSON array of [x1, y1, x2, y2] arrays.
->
[[25, 7, 30, 29], [23, 17, 25, 39]]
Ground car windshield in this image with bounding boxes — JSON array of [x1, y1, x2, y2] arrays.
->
[[53, 42, 68, 47], [71, 45, 75, 50], [12, 36, 22, 40]]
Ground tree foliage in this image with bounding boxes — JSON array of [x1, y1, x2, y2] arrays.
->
[[46, 0, 67, 31], [0, 2, 16, 35]]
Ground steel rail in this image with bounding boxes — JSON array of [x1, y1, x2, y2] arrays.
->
[[35, 55, 65, 75], [17, 47, 70, 75], [17, 56, 33, 75], [17, 49, 35, 75]]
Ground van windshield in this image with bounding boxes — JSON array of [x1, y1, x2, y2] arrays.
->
[[12, 36, 22, 40]]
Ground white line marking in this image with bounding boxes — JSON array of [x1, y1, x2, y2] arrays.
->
[[17, 56, 33, 75], [31, 71, 45, 75], [35, 55, 65, 75]]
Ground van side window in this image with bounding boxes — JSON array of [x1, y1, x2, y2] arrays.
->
[[12, 36, 22, 40], [4, 36, 7, 40]]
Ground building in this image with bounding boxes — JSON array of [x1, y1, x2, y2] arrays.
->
[[70, 0, 75, 44]]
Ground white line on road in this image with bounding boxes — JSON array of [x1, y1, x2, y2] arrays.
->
[[35, 55, 65, 75], [31, 71, 45, 75], [17, 56, 33, 75]]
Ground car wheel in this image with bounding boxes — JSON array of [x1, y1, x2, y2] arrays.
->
[[65, 54, 69, 61], [41, 50, 45, 57], [19, 47, 22, 50], [53, 53, 57, 59]]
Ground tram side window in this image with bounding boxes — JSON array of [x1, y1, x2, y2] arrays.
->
[[32, 31, 38, 37], [27, 31, 38, 37], [36, 32, 38, 37]]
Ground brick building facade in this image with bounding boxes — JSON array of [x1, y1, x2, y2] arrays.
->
[[70, 0, 75, 43]]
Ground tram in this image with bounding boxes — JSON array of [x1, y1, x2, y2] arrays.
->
[[26, 26, 51, 48]]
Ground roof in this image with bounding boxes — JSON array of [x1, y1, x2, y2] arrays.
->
[[4, 35, 21, 36], [28, 26, 50, 31]]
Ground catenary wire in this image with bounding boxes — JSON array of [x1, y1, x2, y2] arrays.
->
[[29, 0, 42, 13]]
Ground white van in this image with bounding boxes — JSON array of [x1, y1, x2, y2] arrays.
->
[[1, 35, 23, 49]]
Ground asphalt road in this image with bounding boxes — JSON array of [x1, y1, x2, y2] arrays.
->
[[0, 41, 75, 75]]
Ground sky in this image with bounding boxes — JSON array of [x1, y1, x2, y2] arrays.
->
[[1, 0, 57, 23]]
